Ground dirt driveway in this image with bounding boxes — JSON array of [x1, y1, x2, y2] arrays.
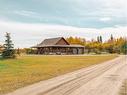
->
[[6, 55, 127, 95]]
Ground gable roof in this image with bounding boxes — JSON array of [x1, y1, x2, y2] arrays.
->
[[32, 37, 85, 48], [38, 37, 69, 46]]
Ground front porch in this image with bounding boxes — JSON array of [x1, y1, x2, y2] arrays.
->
[[36, 46, 84, 55]]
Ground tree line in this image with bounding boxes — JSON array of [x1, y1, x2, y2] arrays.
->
[[0, 33, 127, 59], [66, 35, 127, 54]]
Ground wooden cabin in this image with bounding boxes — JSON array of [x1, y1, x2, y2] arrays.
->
[[32, 37, 85, 55]]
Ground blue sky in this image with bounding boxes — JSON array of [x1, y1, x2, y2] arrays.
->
[[0, 0, 127, 48]]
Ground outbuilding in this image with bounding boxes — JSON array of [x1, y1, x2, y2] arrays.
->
[[32, 37, 85, 55]]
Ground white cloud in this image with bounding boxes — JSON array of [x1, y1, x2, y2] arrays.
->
[[99, 17, 111, 22], [0, 20, 126, 48], [13, 10, 40, 18], [74, 0, 127, 18], [0, 0, 126, 28]]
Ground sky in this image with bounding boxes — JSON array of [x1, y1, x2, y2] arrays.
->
[[0, 0, 127, 48]]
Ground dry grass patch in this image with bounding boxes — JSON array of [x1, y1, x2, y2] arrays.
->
[[0, 55, 117, 94]]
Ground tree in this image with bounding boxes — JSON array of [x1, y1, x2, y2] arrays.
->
[[67, 36, 126, 54], [97, 36, 100, 42], [100, 36, 102, 43], [17, 48, 21, 56], [2, 32, 15, 58], [110, 34, 114, 41], [25, 48, 35, 54], [66, 36, 86, 45], [121, 41, 127, 54], [97, 36, 102, 43]]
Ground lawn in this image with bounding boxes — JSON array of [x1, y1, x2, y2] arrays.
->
[[0, 55, 117, 94]]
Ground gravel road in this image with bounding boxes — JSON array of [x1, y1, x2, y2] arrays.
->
[[6, 55, 127, 95]]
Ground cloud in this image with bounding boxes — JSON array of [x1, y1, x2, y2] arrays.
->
[[0, 0, 126, 28], [100, 17, 111, 22], [0, 20, 126, 48], [13, 10, 41, 18]]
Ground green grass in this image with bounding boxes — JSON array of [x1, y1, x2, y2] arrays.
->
[[0, 55, 117, 94]]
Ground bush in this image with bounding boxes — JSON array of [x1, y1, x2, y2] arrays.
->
[[93, 49, 101, 54], [121, 43, 127, 54]]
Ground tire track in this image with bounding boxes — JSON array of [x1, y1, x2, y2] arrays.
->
[[39, 57, 124, 95]]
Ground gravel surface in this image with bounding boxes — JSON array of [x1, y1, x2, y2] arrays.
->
[[119, 79, 127, 95]]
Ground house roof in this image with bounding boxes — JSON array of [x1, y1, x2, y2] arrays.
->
[[32, 45, 84, 48], [40, 37, 67, 45], [33, 37, 69, 47], [32, 37, 84, 48]]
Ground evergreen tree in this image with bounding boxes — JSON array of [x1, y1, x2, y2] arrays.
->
[[2, 32, 15, 58], [97, 36, 102, 43], [111, 34, 113, 41], [97, 36, 100, 42], [100, 36, 102, 43]]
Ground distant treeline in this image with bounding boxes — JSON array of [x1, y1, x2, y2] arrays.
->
[[1, 35, 126, 55], [66, 35, 127, 54], [17, 35, 127, 55]]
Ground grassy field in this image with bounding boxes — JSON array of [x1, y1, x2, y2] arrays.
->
[[0, 55, 117, 94]]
